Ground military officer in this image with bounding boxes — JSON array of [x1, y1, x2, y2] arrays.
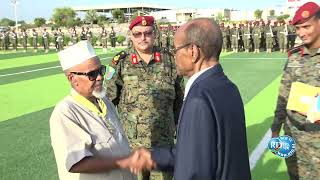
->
[[271, 2, 320, 179], [230, 23, 239, 52], [86, 27, 93, 45], [278, 20, 288, 53], [80, 27, 87, 40], [10, 29, 18, 51], [57, 28, 64, 51], [20, 29, 28, 52], [109, 26, 116, 51], [32, 28, 38, 52], [100, 26, 108, 53], [252, 21, 261, 53], [105, 16, 184, 180], [42, 28, 50, 53], [243, 22, 252, 53], [71, 27, 78, 45], [266, 20, 275, 53]]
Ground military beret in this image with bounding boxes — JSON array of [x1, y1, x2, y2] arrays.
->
[[292, 2, 320, 25], [129, 16, 155, 30]]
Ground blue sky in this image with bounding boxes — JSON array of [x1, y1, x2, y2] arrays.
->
[[0, 0, 314, 22]]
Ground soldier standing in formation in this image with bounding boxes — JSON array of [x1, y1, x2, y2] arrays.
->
[[1, 30, 8, 51], [100, 26, 108, 53], [265, 20, 274, 53], [57, 28, 64, 51], [252, 21, 261, 53], [221, 23, 228, 52], [271, 2, 320, 179], [42, 28, 50, 53], [32, 28, 38, 53], [278, 20, 288, 53], [243, 22, 252, 53], [231, 23, 239, 52], [53, 28, 59, 51], [11, 29, 18, 51], [109, 26, 116, 52], [105, 16, 184, 180], [160, 26, 168, 48], [80, 27, 86, 41], [21, 29, 28, 52], [287, 20, 296, 49], [71, 27, 78, 45], [86, 27, 92, 44]]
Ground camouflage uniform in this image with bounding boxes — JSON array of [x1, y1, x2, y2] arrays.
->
[[243, 25, 252, 53], [71, 29, 78, 45], [288, 24, 296, 49], [21, 30, 28, 52], [86, 29, 93, 44], [167, 30, 174, 49], [221, 26, 228, 52], [230, 26, 239, 52], [106, 46, 184, 180], [109, 28, 116, 49], [278, 24, 288, 53], [252, 25, 261, 53], [10, 31, 18, 51], [42, 30, 50, 53], [271, 46, 320, 180], [265, 24, 274, 53], [100, 28, 108, 52], [57, 30, 64, 51], [160, 30, 168, 48], [32, 30, 38, 52]]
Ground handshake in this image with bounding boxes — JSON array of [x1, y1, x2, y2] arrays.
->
[[118, 147, 157, 175]]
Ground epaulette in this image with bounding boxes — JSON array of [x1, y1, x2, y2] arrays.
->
[[112, 51, 128, 65], [288, 45, 304, 57]]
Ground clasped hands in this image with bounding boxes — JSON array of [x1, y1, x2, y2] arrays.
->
[[120, 147, 156, 175]]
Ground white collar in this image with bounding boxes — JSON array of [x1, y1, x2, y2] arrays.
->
[[184, 66, 214, 100]]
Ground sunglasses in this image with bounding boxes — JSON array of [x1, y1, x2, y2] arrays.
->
[[131, 30, 154, 38], [71, 65, 106, 81], [170, 43, 191, 55]]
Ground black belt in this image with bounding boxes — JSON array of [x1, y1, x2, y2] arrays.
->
[[287, 111, 320, 131]]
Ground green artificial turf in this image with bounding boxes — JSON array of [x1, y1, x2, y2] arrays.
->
[[0, 51, 288, 179]]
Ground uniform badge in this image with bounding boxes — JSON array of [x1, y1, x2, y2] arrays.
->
[[105, 65, 115, 80], [301, 11, 310, 18], [142, 17, 147, 26], [154, 52, 161, 62], [112, 55, 120, 65], [131, 53, 139, 64]]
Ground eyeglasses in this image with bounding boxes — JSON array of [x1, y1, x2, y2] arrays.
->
[[131, 30, 154, 38], [170, 43, 191, 55], [71, 65, 106, 81]]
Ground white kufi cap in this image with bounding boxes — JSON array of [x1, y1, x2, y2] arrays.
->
[[58, 40, 96, 70]]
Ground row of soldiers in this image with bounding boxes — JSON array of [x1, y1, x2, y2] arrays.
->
[[220, 20, 296, 53], [0, 26, 117, 53]]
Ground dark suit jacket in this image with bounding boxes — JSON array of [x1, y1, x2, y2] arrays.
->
[[151, 64, 251, 180]]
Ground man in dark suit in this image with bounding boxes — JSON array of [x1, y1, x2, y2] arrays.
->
[[131, 18, 251, 180]]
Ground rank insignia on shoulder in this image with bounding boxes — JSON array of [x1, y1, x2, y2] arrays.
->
[[288, 45, 304, 57], [112, 51, 128, 65]]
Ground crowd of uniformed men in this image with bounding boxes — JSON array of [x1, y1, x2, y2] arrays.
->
[[0, 19, 297, 53], [0, 26, 117, 53]]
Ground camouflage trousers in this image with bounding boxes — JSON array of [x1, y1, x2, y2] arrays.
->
[[287, 120, 320, 180], [284, 123, 299, 180]]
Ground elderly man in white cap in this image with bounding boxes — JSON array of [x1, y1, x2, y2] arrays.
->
[[50, 41, 149, 180]]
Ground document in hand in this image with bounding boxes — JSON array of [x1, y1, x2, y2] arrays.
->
[[286, 82, 320, 113]]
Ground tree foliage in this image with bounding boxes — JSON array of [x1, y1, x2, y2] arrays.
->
[[112, 9, 125, 23], [85, 10, 98, 25], [0, 18, 15, 26], [34, 17, 46, 27], [51, 7, 77, 27], [254, 9, 263, 20]]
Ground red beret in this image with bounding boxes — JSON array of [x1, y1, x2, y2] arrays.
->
[[292, 2, 320, 25], [129, 16, 155, 30]]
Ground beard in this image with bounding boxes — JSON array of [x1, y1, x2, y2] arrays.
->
[[92, 86, 106, 99]]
